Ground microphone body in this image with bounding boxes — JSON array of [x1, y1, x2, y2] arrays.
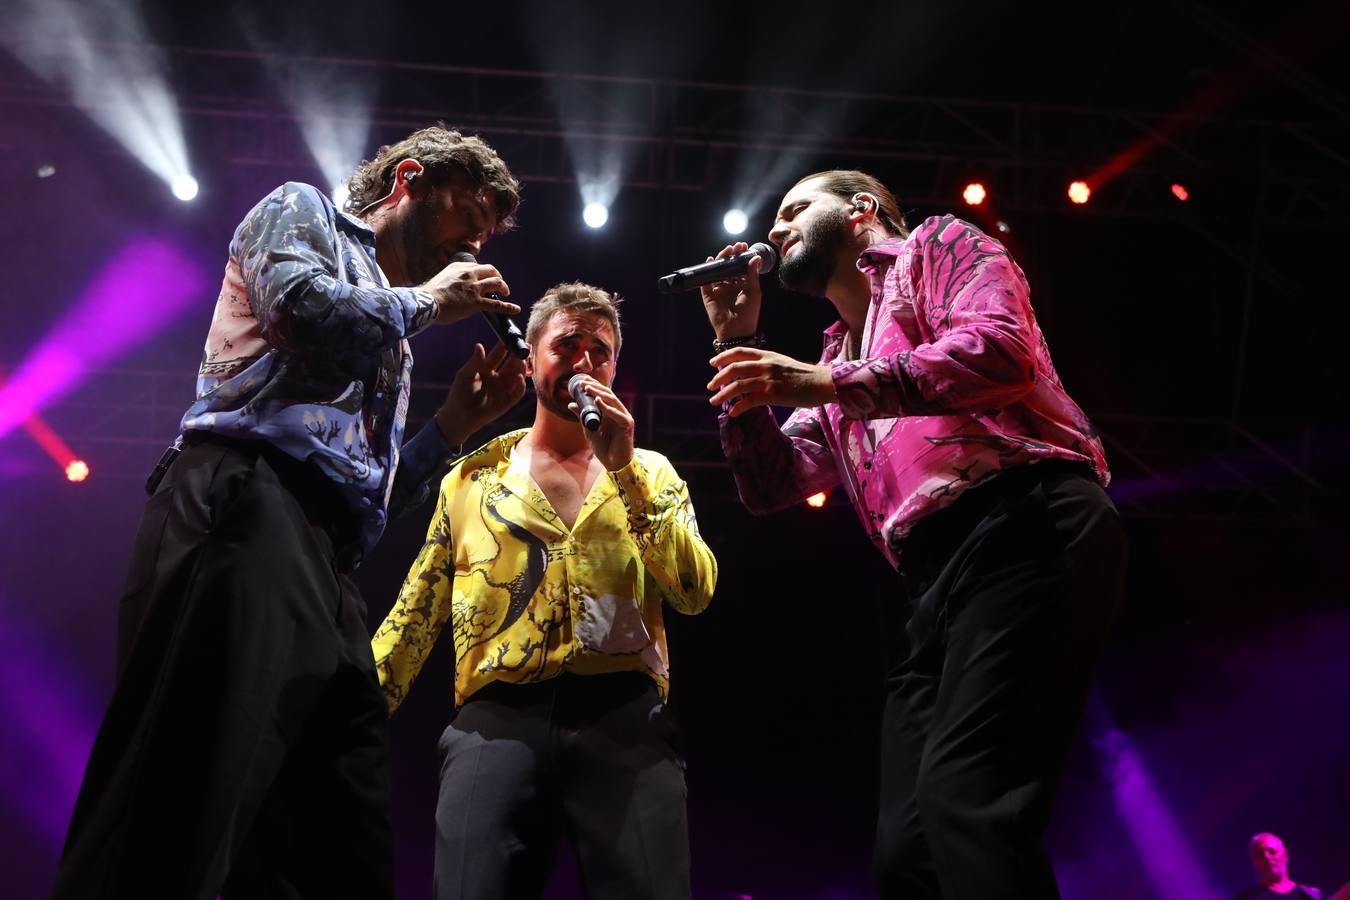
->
[[567, 374, 602, 432], [657, 242, 777, 293], [447, 251, 530, 358], [482, 311, 530, 360]]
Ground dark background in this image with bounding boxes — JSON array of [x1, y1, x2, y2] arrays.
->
[[1, 2, 1347, 898]]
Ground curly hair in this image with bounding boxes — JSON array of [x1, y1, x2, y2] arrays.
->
[[345, 124, 522, 230], [794, 169, 909, 239], [525, 282, 624, 357]]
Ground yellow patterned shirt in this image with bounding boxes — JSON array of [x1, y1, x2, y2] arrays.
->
[[372, 429, 718, 710]]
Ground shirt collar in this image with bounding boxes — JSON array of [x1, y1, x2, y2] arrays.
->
[[856, 235, 909, 269], [818, 236, 910, 352], [337, 207, 377, 244]]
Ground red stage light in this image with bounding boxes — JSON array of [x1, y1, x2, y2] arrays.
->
[[1068, 181, 1091, 204], [1, 364, 88, 481], [962, 183, 987, 206], [1171, 183, 1189, 202], [805, 491, 828, 509]]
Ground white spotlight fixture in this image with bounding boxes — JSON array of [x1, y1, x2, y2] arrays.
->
[[36, 164, 56, 179], [3, 3, 196, 207], [583, 202, 609, 230], [171, 174, 199, 202], [722, 208, 749, 236]]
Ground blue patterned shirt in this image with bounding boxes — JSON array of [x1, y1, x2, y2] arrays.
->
[[181, 182, 453, 565]]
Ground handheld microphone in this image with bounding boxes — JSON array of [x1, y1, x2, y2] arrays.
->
[[447, 252, 529, 359], [567, 374, 602, 432], [657, 242, 777, 293]]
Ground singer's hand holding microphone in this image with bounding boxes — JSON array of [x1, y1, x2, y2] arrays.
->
[[422, 251, 530, 358], [566, 374, 635, 471], [678, 241, 836, 415], [420, 253, 519, 327], [693, 242, 770, 341]]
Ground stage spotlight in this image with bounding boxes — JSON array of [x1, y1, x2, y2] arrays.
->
[[171, 174, 199, 202], [36, 164, 56, 179], [3, 1, 195, 206], [583, 202, 609, 229], [65, 460, 89, 483], [962, 183, 987, 206], [1171, 183, 1190, 202], [806, 491, 828, 508], [0, 238, 206, 441], [723, 208, 749, 235], [271, 63, 372, 223], [1068, 181, 1091, 205], [995, 220, 1012, 234]]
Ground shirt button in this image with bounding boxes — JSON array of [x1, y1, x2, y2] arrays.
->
[[571, 585, 581, 595]]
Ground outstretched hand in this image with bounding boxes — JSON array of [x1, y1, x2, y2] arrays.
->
[[707, 346, 836, 416], [434, 343, 527, 446]]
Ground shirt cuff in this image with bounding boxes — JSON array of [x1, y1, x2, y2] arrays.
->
[[831, 357, 884, 419], [397, 421, 460, 506], [405, 418, 460, 468], [397, 287, 440, 337], [608, 455, 656, 525]]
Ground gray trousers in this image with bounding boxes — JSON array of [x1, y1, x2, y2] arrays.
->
[[433, 672, 690, 900]]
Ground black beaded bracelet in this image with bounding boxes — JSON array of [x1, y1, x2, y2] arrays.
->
[[712, 334, 767, 353]]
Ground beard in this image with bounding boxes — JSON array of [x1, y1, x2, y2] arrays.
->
[[533, 371, 577, 422], [777, 206, 851, 296], [395, 196, 448, 285]]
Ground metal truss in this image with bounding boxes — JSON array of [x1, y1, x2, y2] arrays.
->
[[11, 367, 1334, 527], [1, 43, 1347, 227], [1, 44, 1341, 527]]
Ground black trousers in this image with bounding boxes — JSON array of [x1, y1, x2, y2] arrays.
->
[[874, 462, 1127, 900], [434, 673, 690, 900], [51, 437, 394, 900]]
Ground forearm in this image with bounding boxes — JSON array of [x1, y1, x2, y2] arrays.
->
[[720, 407, 839, 513], [370, 501, 455, 712], [611, 457, 718, 615], [832, 320, 1036, 419], [263, 270, 436, 355], [238, 183, 438, 355], [387, 422, 458, 519]]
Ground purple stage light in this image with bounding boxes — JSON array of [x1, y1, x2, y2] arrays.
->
[[0, 615, 99, 847], [0, 237, 206, 440], [1093, 724, 1226, 900]]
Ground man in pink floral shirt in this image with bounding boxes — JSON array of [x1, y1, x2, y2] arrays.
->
[[701, 170, 1126, 899]]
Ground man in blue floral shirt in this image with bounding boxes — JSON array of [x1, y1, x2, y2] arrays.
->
[[54, 125, 527, 900]]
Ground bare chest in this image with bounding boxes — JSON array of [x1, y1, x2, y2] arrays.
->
[[531, 457, 602, 531]]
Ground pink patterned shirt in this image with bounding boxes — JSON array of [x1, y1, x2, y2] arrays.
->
[[720, 214, 1109, 571]]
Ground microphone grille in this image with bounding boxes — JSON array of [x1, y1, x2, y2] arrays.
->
[[749, 242, 777, 273], [448, 251, 477, 264]]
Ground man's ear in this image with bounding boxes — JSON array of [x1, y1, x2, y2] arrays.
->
[[392, 158, 425, 199], [849, 192, 878, 227]]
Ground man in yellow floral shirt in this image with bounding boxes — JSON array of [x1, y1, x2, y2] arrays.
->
[[373, 282, 717, 900]]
